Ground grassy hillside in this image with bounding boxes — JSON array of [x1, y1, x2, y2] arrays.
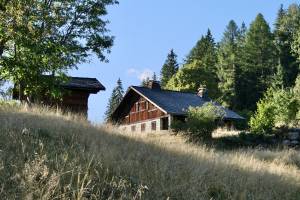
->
[[0, 102, 300, 199]]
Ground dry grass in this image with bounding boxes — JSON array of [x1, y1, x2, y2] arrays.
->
[[212, 127, 241, 138], [0, 102, 300, 199]]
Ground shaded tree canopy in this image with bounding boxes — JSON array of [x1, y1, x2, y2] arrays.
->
[[217, 20, 240, 108], [275, 4, 300, 87], [236, 13, 277, 110]]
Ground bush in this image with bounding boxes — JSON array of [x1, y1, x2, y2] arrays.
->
[[233, 109, 253, 130], [170, 119, 187, 133], [249, 99, 275, 135], [172, 103, 225, 141], [250, 88, 300, 134]]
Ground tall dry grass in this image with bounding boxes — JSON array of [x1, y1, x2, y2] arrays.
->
[[0, 102, 300, 199]]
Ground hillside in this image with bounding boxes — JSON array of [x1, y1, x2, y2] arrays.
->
[[0, 103, 300, 199]]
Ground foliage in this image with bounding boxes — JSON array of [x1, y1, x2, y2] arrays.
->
[[166, 29, 219, 98], [0, 79, 12, 100], [141, 76, 150, 87], [236, 13, 277, 110], [250, 88, 300, 134], [170, 119, 187, 133], [249, 93, 276, 134], [160, 49, 179, 88], [217, 20, 241, 108], [232, 109, 253, 130], [152, 72, 157, 81], [105, 78, 124, 122], [166, 60, 219, 98], [0, 0, 117, 100], [0, 79, 4, 97], [293, 75, 300, 121], [275, 4, 300, 87], [185, 29, 217, 67], [172, 103, 225, 140]]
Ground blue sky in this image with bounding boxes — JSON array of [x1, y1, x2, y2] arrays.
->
[[69, 0, 298, 123]]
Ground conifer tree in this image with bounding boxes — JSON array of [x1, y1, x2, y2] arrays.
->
[[236, 13, 277, 110], [152, 72, 157, 81], [185, 29, 217, 69], [160, 49, 179, 88], [105, 78, 124, 122], [141, 77, 150, 87], [166, 29, 219, 99], [217, 20, 240, 108], [274, 4, 300, 87]]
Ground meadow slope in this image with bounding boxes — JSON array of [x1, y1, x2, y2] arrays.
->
[[0, 103, 300, 199]]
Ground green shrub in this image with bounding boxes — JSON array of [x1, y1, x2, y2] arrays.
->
[[172, 103, 225, 141], [249, 96, 275, 134], [250, 88, 300, 134], [233, 110, 253, 130], [170, 119, 187, 133]]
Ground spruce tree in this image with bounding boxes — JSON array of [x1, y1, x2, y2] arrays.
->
[[166, 29, 219, 99], [274, 4, 300, 87], [185, 29, 217, 69], [160, 49, 179, 88], [141, 77, 150, 87], [105, 78, 124, 122], [236, 13, 277, 110], [152, 72, 157, 81], [217, 20, 240, 108]]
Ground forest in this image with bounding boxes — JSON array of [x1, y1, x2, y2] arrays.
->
[[157, 3, 300, 135]]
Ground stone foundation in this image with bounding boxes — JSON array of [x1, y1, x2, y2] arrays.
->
[[119, 116, 170, 133]]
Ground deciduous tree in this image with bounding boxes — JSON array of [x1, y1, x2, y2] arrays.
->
[[167, 30, 219, 98], [0, 0, 117, 101]]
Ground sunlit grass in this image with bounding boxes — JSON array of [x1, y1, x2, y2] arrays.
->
[[0, 102, 300, 199]]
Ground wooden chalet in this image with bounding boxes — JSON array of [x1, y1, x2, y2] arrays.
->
[[13, 76, 105, 116], [111, 81, 244, 132]]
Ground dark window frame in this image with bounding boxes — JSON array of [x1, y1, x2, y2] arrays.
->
[[151, 121, 156, 131]]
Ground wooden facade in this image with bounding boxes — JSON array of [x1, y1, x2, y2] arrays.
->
[[112, 81, 245, 132], [122, 96, 166, 124], [60, 90, 90, 115], [12, 76, 105, 117]]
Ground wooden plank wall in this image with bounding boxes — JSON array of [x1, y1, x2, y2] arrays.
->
[[122, 96, 165, 124]]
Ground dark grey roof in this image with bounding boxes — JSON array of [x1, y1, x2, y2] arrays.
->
[[131, 86, 244, 120], [62, 77, 105, 93]]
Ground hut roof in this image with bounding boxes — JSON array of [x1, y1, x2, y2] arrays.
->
[[113, 86, 244, 120], [62, 77, 105, 93]]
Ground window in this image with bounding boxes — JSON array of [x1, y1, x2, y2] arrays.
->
[[151, 121, 156, 131], [135, 103, 139, 112], [161, 117, 169, 130], [131, 125, 136, 132], [145, 101, 149, 110], [141, 123, 146, 132], [135, 102, 140, 112]]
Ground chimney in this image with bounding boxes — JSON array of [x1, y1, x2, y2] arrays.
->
[[197, 85, 208, 98], [147, 80, 161, 90]]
